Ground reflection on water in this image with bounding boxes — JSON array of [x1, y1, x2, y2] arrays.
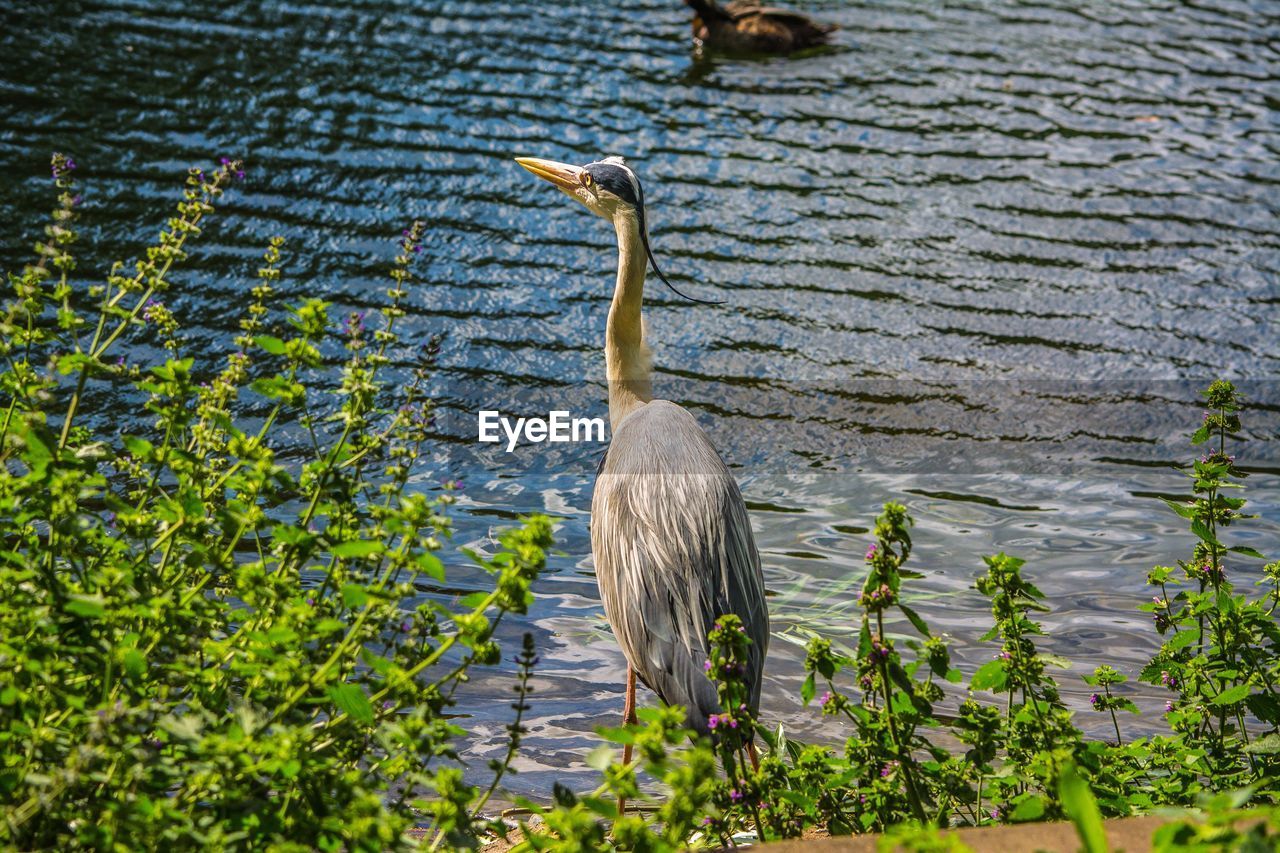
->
[[1, 0, 1278, 801]]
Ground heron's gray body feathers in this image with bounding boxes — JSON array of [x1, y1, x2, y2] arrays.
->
[[591, 400, 768, 733]]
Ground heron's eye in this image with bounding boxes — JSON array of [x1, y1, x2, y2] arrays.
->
[[581, 173, 593, 187]]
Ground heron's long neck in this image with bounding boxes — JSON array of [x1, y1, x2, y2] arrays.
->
[[606, 210, 652, 430]]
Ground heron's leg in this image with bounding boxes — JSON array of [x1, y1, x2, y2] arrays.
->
[[617, 666, 637, 817]]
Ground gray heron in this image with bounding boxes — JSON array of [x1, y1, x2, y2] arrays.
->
[[685, 0, 838, 54], [515, 155, 770, 797]]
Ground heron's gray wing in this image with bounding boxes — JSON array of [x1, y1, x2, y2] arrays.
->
[[591, 400, 768, 733], [720, 466, 770, 711]]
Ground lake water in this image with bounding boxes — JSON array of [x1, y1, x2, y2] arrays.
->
[[1, 0, 1277, 803]]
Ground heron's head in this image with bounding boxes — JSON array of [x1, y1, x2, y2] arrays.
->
[[515, 155, 722, 304], [515, 155, 644, 224]]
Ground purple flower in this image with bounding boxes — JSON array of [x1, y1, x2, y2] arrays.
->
[[1089, 693, 1101, 709], [865, 543, 877, 560], [990, 808, 1001, 821], [729, 788, 743, 802], [400, 621, 412, 632], [382, 700, 394, 710], [703, 659, 712, 673], [819, 691, 832, 707], [345, 311, 365, 337], [707, 714, 719, 730]]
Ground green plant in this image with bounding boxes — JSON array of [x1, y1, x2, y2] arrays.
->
[[511, 381, 1275, 851], [1140, 380, 1280, 799], [0, 155, 552, 850], [1152, 794, 1280, 852]]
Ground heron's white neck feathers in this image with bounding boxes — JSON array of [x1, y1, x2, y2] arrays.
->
[[606, 208, 652, 429]]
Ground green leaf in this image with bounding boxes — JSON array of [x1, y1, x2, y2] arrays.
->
[[970, 659, 1007, 692], [66, 595, 106, 618], [122, 435, 154, 458], [801, 673, 815, 705], [328, 683, 374, 725], [255, 335, 286, 355], [1243, 733, 1280, 755], [122, 649, 146, 679], [857, 620, 871, 660], [580, 796, 617, 819], [1164, 630, 1198, 653], [1212, 684, 1251, 706], [55, 351, 92, 375], [414, 552, 445, 582], [331, 539, 384, 558], [272, 524, 314, 548], [1161, 498, 1197, 520], [595, 726, 635, 745], [898, 603, 932, 638], [459, 591, 489, 609], [341, 585, 369, 609], [1009, 793, 1045, 822], [585, 745, 614, 771], [22, 428, 52, 464], [1190, 520, 1222, 548], [1058, 764, 1107, 853], [1229, 545, 1266, 560], [267, 625, 298, 645], [250, 375, 304, 403]]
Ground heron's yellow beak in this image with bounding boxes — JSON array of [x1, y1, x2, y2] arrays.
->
[[515, 156, 586, 193]]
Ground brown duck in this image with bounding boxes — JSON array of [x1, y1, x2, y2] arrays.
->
[[684, 0, 838, 53]]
